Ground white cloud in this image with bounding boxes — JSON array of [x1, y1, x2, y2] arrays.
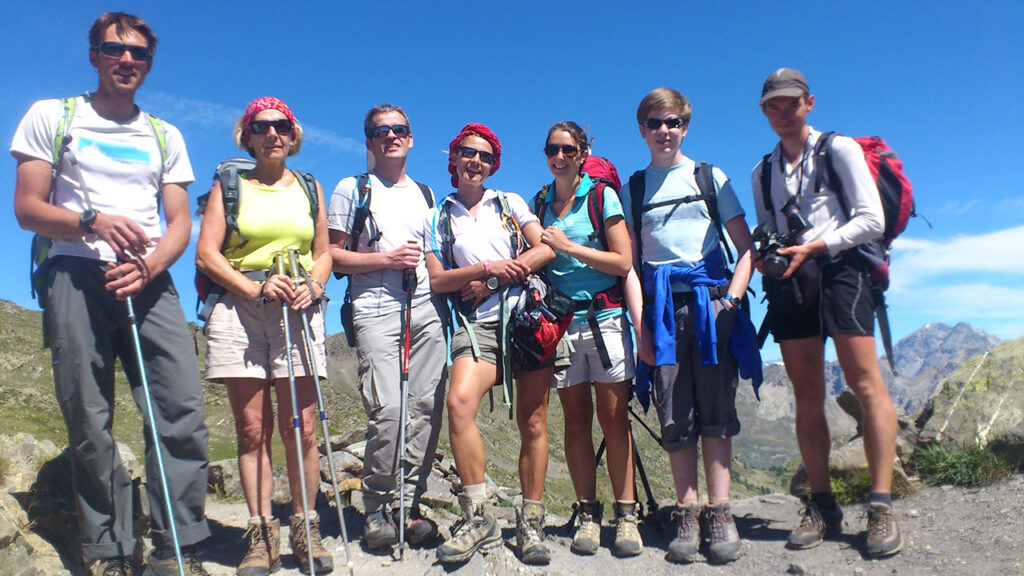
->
[[138, 92, 362, 155], [886, 225, 1024, 341]]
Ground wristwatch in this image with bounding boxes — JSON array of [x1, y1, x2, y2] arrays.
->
[[722, 294, 740, 309], [79, 209, 98, 233], [486, 275, 500, 291]]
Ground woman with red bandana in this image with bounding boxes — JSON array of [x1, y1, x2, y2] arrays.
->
[[196, 97, 333, 575], [424, 124, 556, 565]]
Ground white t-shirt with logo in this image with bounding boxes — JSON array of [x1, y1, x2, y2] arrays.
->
[[10, 96, 195, 263]]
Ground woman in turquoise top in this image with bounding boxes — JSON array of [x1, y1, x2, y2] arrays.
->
[[535, 121, 645, 557]]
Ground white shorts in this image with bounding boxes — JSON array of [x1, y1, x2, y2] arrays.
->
[[553, 313, 635, 389]]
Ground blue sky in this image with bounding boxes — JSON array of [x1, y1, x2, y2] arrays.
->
[[2, 1, 1022, 361]]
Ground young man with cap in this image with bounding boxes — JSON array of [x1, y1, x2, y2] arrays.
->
[[327, 104, 445, 551], [11, 12, 210, 576], [751, 68, 902, 558]]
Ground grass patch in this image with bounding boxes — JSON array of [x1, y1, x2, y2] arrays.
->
[[910, 444, 1012, 487], [827, 468, 914, 506], [0, 454, 9, 485]]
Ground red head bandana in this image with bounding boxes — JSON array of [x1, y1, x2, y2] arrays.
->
[[241, 96, 297, 142], [447, 123, 502, 188]]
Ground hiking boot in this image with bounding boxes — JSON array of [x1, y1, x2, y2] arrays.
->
[[666, 505, 700, 564], [515, 502, 551, 565], [238, 517, 281, 576], [289, 513, 333, 574], [363, 509, 398, 551], [865, 503, 903, 557], [787, 500, 843, 550], [612, 501, 643, 557], [144, 545, 210, 576], [392, 506, 438, 546], [570, 501, 602, 555], [436, 502, 500, 564], [93, 556, 131, 576], [702, 503, 741, 564]]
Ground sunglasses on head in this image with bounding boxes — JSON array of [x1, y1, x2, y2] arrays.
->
[[94, 41, 152, 61], [544, 144, 580, 158], [644, 117, 685, 130], [457, 146, 495, 164], [369, 124, 410, 138], [248, 119, 294, 135]]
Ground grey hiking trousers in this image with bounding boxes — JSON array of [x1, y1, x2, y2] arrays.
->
[[44, 257, 210, 562], [355, 299, 447, 514]]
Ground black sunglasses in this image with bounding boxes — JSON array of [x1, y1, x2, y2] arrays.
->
[[248, 119, 294, 135], [457, 146, 495, 164], [369, 124, 410, 138], [644, 117, 686, 130], [544, 144, 580, 158], [94, 41, 152, 61]]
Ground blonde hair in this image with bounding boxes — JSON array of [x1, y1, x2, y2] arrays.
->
[[636, 87, 692, 126]]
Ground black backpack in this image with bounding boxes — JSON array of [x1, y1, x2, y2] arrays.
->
[[194, 157, 318, 322]]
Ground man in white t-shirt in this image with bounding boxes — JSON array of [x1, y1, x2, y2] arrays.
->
[[751, 68, 901, 558], [327, 104, 446, 550], [11, 12, 209, 576]]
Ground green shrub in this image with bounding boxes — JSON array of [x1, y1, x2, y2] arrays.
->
[[910, 444, 1012, 487]]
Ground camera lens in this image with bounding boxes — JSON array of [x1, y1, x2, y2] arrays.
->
[[763, 252, 789, 279]]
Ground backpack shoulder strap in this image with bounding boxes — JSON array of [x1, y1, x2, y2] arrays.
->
[[627, 170, 646, 237], [812, 131, 851, 217], [695, 162, 734, 265], [48, 96, 78, 205], [291, 170, 319, 219], [434, 196, 457, 270], [414, 181, 435, 208], [533, 185, 550, 225], [495, 190, 522, 257], [218, 164, 243, 239], [586, 180, 608, 249], [348, 173, 372, 251], [760, 154, 774, 214]]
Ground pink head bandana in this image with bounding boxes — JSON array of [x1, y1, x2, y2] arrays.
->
[[447, 123, 501, 188], [241, 96, 296, 142]]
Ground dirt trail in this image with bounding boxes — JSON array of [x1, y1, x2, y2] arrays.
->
[[197, 474, 1024, 576]]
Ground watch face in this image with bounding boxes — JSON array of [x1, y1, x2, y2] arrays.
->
[[486, 276, 499, 290]]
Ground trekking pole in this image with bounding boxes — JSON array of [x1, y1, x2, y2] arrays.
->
[[396, 258, 416, 560], [124, 294, 186, 576], [274, 253, 315, 576], [287, 250, 355, 576]]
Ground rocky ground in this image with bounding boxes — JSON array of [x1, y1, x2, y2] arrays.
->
[[194, 475, 1024, 576]]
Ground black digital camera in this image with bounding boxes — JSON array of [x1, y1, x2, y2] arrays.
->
[[752, 197, 812, 279]]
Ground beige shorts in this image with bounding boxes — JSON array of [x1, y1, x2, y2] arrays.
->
[[553, 313, 635, 389], [204, 291, 327, 381]]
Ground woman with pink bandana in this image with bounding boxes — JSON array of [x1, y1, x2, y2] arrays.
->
[[196, 97, 333, 575], [424, 124, 556, 565]]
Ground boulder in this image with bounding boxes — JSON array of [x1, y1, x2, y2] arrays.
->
[[0, 433, 61, 493], [0, 492, 70, 576], [916, 339, 1024, 456]]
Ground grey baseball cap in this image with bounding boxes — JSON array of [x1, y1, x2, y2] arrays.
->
[[760, 68, 809, 105]]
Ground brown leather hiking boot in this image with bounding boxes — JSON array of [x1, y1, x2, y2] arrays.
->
[[787, 500, 843, 550], [289, 513, 333, 574], [865, 503, 903, 557], [515, 502, 550, 565], [238, 517, 281, 576], [436, 502, 500, 564]]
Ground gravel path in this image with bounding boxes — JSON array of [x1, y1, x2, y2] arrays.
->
[[200, 474, 1024, 576]]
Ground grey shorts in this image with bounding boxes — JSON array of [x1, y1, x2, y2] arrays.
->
[[553, 313, 635, 389], [649, 297, 740, 450], [204, 290, 327, 381]]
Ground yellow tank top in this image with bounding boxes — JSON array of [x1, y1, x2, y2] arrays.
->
[[223, 175, 316, 273]]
